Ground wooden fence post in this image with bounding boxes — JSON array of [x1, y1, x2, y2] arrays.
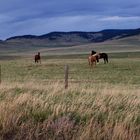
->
[[0, 65, 1, 84], [64, 65, 69, 89]]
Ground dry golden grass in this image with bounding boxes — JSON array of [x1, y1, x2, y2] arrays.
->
[[0, 81, 139, 140]]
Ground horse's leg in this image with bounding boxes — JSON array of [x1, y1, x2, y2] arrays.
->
[[35, 58, 37, 63], [104, 57, 108, 64], [93, 61, 96, 67], [104, 58, 106, 64], [89, 61, 91, 66], [88, 58, 90, 65], [105, 58, 107, 64], [96, 56, 99, 63], [106, 56, 108, 63], [95, 59, 97, 67], [91, 61, 93, 68], [88, 57, 92, 67]]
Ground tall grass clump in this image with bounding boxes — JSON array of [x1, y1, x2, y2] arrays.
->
[[0, 82, 139, 140]]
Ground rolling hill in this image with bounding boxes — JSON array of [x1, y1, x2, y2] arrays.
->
[[5, 28, 140, 45], [0, 28, 140, 56]]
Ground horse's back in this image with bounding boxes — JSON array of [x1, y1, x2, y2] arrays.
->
[[89, 55, 96, 62], [99, 53, 108, 58], [35, 54, 40, 59]]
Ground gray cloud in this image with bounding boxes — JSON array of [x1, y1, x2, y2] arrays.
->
[[0, 0, 140, 39]]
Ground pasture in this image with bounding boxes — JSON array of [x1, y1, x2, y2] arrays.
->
[[1, 52, 140, 85], [0, 52, 140, 139]]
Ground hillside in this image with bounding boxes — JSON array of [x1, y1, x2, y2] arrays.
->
[[0, 29, 140, 56], [5, 29, 140, 46]]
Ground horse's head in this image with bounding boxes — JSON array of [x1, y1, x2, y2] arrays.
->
[[91, 50, 96, 56]]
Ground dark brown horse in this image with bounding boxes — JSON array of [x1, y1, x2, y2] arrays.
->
[[99, 53, 108, 64], [35, 52, 41, 63]]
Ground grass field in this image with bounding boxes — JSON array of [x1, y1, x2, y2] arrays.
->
[[1, 52, 140, 85], [0, 52, 140, 139]]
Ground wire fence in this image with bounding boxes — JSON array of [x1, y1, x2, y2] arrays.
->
[[0, 64, 98, 89]]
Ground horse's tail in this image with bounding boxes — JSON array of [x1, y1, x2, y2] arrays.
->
[[35, 55, 38, 63]]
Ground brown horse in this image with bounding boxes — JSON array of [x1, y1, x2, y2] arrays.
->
[[88, 54, 99, 67], [35, 52, 41, 63]]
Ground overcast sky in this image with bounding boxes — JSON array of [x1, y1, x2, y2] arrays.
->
[[0, 0, 140, 39]]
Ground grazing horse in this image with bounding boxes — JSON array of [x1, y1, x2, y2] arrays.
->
[[88, 54, 99, 67], [91, 50, 108, 64], [35, 52, 41, 63], [99, 53, 108, 64]]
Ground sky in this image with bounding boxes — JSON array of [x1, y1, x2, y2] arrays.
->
[[0, 0, 140, 40]]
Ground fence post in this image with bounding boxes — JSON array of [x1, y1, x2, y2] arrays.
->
[[0, 65, 1, 84], [64, 65, 69, 89]]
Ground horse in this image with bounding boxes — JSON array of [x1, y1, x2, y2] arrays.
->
[[91, 50, 108, 64], [98, 53, 108, 64], [34, 52, 41, 63], [88, 54, 99, 67], [91, 50, 99, 63]]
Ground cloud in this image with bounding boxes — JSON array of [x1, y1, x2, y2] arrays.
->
[[1, 15, 140, 39], [0, 0, 140, 39], [100, 16, 140, 21]]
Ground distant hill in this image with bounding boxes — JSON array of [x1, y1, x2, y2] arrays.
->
[[0, 28, 140, 56], [5, 28, 140, 46]]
